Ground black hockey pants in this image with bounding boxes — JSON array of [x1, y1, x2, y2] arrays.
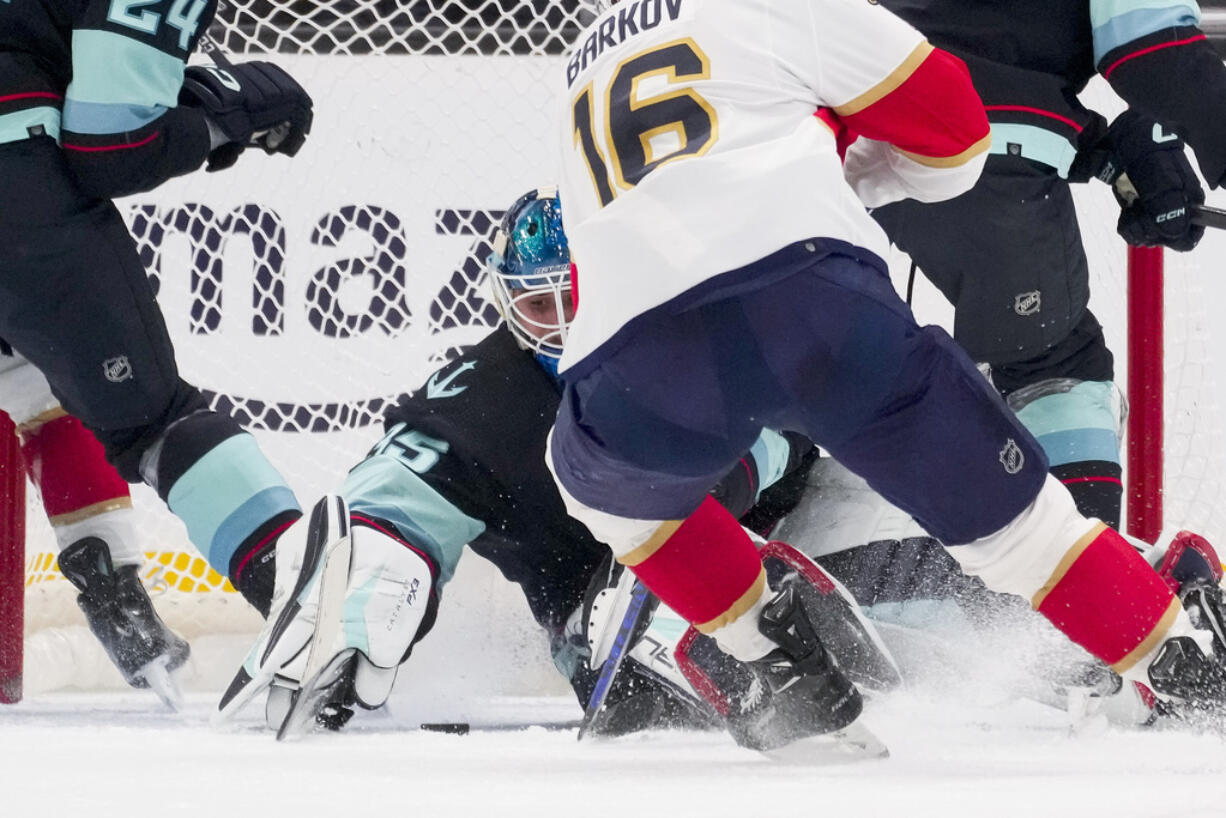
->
[[0, 135, 208, 480]]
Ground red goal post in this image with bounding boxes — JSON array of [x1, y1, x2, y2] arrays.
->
[[0, 412, 23, 704], [1127, 246, 1165, 544]]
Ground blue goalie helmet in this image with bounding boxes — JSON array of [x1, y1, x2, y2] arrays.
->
[[486, 186, 574, 363]]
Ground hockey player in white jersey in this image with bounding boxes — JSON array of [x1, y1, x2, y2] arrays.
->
[[545, 0, 1226, 757]]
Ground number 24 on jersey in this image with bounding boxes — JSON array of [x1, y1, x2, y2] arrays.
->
[[107, 0, 209, 51]]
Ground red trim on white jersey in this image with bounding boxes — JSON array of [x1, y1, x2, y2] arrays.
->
[[837, 45, 989, 167]]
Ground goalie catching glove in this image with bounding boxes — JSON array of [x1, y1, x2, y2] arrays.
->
[[179, 61, 313, 172], [216, 495, 438, 737]]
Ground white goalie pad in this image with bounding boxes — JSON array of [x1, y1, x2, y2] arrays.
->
[[771, 457, 929, 558]]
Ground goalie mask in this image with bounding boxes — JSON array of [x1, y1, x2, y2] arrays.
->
[[487, 187, 575, 370]]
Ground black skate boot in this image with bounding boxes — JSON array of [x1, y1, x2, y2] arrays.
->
[[57, 538, 191, 692], [1148, 532, 1226, 724], [721, 585, 864, 752], [761, 541, 902, 692], [1147, 637, 1226, 721]]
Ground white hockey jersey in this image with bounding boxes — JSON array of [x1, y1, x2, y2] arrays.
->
[[556, 0, 990, 372]]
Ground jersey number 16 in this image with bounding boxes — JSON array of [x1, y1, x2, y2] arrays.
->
[[571, 38, 718, 207]]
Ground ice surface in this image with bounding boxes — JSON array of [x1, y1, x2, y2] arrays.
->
[[3, 683, 1224, 818]]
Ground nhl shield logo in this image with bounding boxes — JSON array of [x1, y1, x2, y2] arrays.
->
[[102, 356, 133, 383], [1014, 291, 1041, 316], [999, 438, 1025, 474]]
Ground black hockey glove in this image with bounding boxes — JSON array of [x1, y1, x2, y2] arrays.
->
[[179, 61, 313, 172], [1103, 110, 1204, 252]]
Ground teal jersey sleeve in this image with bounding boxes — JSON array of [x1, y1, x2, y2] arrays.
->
[[1089, 0, 1200, 66], [342, 450, 486, 591], [60, 0, 214, 197]]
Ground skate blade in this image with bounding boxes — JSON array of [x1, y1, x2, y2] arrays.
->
[[276, 650, 356, 741], [139, 655, 185, 712], [761, 720, 889, 765]]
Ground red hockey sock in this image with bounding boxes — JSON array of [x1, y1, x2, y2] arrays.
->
[[1033, 522, 1179, 673], [619, 495, 765, 632], [20, 414, 131, 523]]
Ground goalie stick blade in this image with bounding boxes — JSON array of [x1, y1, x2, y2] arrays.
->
[[578, 580, 656, 741], [1191, 204, 1226, 231], [759, 720, 889, 765]]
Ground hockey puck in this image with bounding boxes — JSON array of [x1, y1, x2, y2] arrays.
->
[[420, 722, 471, 735]]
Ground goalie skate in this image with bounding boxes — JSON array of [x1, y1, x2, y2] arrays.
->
[[217, 495, 351, 725], [271, 515, 355, 741]]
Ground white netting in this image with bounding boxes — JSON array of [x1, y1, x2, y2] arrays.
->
[[18, 16, 1226, 697], [210, 0, 587, 56]]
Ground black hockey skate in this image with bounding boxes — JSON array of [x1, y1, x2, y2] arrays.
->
[[726, 585, 863, 751], [678, 584, 886, 760], [1148, 532, 1226, 724], [1147, 637, 1226, 720], [761, 541, 902, 693], [57, 537, 190, 705]]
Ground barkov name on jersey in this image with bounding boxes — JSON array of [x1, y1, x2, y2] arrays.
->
[[567, 0, 685, 88]]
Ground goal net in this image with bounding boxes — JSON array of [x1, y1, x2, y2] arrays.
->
[[4, 3, 1224, 703]]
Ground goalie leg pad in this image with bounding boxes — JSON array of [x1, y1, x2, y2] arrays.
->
[[345, 513, 439, 669], [217, 497, 438, 727], [1155, 530, 1225, 596]]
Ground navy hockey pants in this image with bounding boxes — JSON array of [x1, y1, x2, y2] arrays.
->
[[551, 246, 1050, 546]]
